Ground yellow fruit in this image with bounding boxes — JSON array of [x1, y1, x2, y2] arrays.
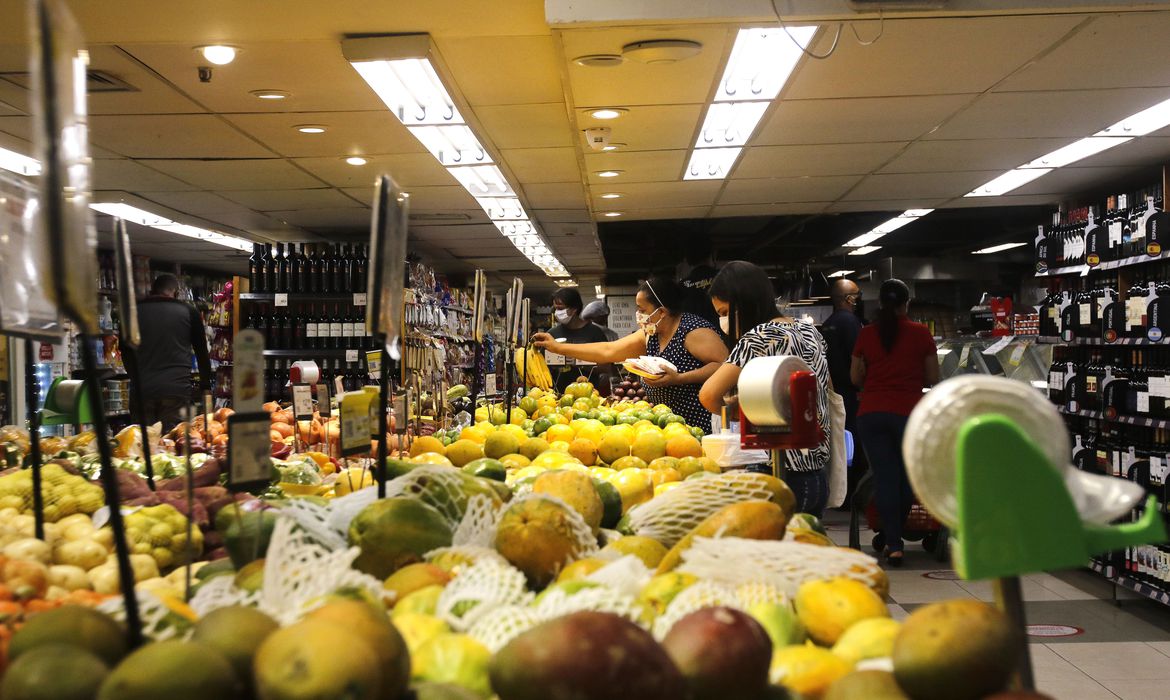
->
[[607, 424, 636, 443], [647, 456, 680, 471], [665, 434, 703, 459], [484, 432, 521, 460], [831, 617, 901, 667], [512, 465, 549, 481], [549, 440, 572, 453], [633, 421, 658, 433], [612, 469, 654, 513], [459, 427, 486, 444], [255, 619, 382, 700], [598, 432, 633, 465], [770, 643, 851, 697], [657, 500, 788, 573], [499, 454, 531, 469], [638, 572, 698, 617], [545, 424, 575, 444], [602, 536, 669, 568], [650, 468, 682, 486], [575, 422, 606, 447], [556, 557, 606, 583], [501, 424, 529, 442], [654, 482, 684, 497], [412, 452, 453, 466], [445, 440, 484, 468], [676, 456, 704, 477], [795, 578, 890, 646], [531, 451, 578, 469], [611, 456, 648, 472], [391, 612, 450, 656], [334, 467, 374, 496], [306, 600, 410, 700], [588, 466, 617, 482], [533, 470, 604, 534], [632, 431, 667, 463], [519, 438, 550, 460], [568, 438, 599, 466], [495, 497, 585, 588], [409, 436, 446, 457], [509, 408, 528, 425], [698, 457, 721, 473], [392, 585, 444, 618], [384, 563, 452, 604]]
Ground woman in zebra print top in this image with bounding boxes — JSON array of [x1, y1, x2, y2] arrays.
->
[[699, 261, 833, 517]]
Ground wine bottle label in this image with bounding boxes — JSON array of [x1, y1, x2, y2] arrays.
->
[[331, 322, 343, 336], [306, 322, 318, 338], [1109, 220, 1124, 247], [1138, 392, 1151, 414], [1126, 297, 1146, 330], [1078, 304, 1091, 326], [1048, 371, 1064, 390]]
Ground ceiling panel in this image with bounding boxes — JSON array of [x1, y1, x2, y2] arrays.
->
[[267, 207, 371, 229], [220, 188, 361, 211], [501, 147, 579, 183], [294, 153, 453, 189], [786, 14, 1086, 100], [583, 150, 686, 184], [1011, 165, 1153, 197], [926, 88, 1170, 141], [709, 203, 831, 217], [996, 12, 1170, 93], [824, 199, 948, 213], [718, 176, 862, 205], [0, 120, 120, 158], [147, 159, 324, 190], [560, 25, 731, 107], [878, 138, 1069, 174], [617, 206, 710, 220], [579, 104, 703, 153], [415, 224, 501, 241], [438, 36, 564, 107], [358, 185, 479, 211], [531, 209, 591, 223], [591, 180, 722, 210], [474, 103, 573, 149], [755, 95, 972, 146], [734, 142, 907, 179], [93, 159, 199, 191], [937, 194, 1061, 209], [841, 171, 999, 201], [521, 182, 587, 209], [90, 114, 275, 158], [1071, 135, 1170, 169], [223, 111, 423, 158], [134, 191, 259, 216]]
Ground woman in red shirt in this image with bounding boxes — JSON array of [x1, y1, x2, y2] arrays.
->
[[850, 279, 940, 566]]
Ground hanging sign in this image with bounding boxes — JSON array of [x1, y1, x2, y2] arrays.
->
[[366, 350, 382, 380], [0, 171, 63, 342], [226, 412, 273, 491], [291, 384, 313, 420], [112, 219, 140, 348], [316, 382, 332, 418], [366, 175, 409, 359]]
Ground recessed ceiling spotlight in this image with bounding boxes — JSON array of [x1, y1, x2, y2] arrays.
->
[[345, 156, 368, 166], [601, 142, 627, 152], [596, 170, 623, 178], [621, 39, 703, 65], [197, 45, 238, 65], [250, 89, 289, 100], [589, 108, 627, 120], [295, 124, 327, 134], [573, 54, 624, 68], [599, 192, 623, 199], [602, 211, 623, 217]]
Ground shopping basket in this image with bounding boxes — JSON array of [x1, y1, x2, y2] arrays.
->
[[848, 470, 949, 562]]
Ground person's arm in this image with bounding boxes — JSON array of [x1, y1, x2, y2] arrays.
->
[[700, 363, 741, 414], [531, 330, 646, 364], [645, 327, 729, 388], [189, 304, 212, 392], [851, 355, 867, 389], [922, 330, 940, 387]]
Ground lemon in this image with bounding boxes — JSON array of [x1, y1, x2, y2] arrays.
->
[[795, 578, 889, 646], [770, 643, 851, 697], [832, 617, 902, 666], [602, 535, 668, 568]]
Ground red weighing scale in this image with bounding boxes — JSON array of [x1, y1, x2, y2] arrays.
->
[[736, 356, 824, 476]]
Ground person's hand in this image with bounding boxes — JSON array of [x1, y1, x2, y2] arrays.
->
[[531, 332, 555, 349], [643, 365, 679, 387]]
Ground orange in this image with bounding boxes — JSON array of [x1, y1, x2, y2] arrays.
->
[[665, 434, 703, 459], [545, 424, 576, 444]]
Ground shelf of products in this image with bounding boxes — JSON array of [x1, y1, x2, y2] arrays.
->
[[936, 335, 1053, 388]]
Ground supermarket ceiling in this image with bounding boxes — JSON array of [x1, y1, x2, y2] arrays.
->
[[2, 2, 1170, 288]]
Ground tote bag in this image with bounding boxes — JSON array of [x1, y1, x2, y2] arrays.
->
[[826, 388, 849, 509]]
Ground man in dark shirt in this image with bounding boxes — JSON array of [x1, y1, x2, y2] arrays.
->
[[680, 237, 721, 329], [820, 278, 866, 509], [126, 273, 211, 430], [548, 288, 612, 394]]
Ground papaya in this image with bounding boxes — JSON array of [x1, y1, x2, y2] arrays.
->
[[656, 500, 787, 574], [348, 498, 453, 579], [494, 497, 588, 588], [533, 470, 604, 535]]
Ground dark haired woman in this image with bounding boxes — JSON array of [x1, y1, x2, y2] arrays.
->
[[533, 276, 727, 433], [699, 261, 834, 516], [850, 279, 939, 566]]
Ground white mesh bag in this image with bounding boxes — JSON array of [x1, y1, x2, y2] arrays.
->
[[585, 554, 653, 598], [326, 485, 379, 536], [651, 580, 743, 640], [452, 493, 500, 547], [425, 545, 508, 575], [281, 497, 347, 550], [532, 583, 646, 628], [98, 589, 190, 642], [190, 573, 260, 617], [735, 580, 788, 608], [435, 557, 533, 631], [677, 536, 884, 596], [625, 471, 784, 547], [498, 493, 600, 562], [467, 605, 546, 653]]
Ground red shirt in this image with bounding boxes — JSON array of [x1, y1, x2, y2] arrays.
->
[[852, 318, 936, 416]]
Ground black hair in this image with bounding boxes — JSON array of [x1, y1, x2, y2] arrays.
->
[[708, 261, 778, 339], [878, 278, 911, 352], [551, 287, 584, 313], [151, 273, 180, 296], [637, 275, 687, 314]]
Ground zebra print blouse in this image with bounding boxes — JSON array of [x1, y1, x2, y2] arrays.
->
[[727, 320, 831, 473]]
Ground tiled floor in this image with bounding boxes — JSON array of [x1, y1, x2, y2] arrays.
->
[[823, 511, 1170, 699]]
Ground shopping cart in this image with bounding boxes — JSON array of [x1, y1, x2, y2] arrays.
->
[[848, 470, 950, 562]]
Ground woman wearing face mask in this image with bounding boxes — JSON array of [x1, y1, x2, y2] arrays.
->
[[699, 261, 833, 517], [547, 287, 614, 394], [533, 276, 727, 433]]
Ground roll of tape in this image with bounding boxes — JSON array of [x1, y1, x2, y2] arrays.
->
[[739, 355, 811, 426]]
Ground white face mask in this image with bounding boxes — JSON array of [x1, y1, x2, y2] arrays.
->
[[719, 315, 730, 334], [636, 308, 663, 335], [554, 309, 572, 325]]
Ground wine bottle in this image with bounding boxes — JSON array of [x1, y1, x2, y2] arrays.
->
[[354, 244, 369, 293], [329, 303, 344, 349], [331, 244, 346, 294], [249, 243, 262, 291], [261, 244, 275, 293], [306, 243, 320, 294], [304, 304, 318, 350], [320, 244, 333, 293]]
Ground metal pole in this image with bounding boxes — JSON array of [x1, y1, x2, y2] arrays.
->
[[122, 346, 155, 490], [993, 576, 1035, 691], [376, 335, 390, 499], [23, 339, 44, 540]]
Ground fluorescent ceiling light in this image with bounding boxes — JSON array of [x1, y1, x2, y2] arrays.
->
[[827, 270, 854, 278], [842, 232, 884, 248], [965, 168, 1051, 197], [90, 202, 252, 251], [602, 211, 622, 217], [0, 146, 42, 176], [1096, 95, 1170, 137], [716, 27, 816, 102], [350, 58, 463, 126], [601, 143, 625, 152], [198, 45, 237, 65], [590, 108, 626, 120], [554, 279, 578, 287], [250, 90, 289, 100], [295, 124, 326, 134], [594, 284, 603, 293], [848, 246, 882, 256], [448, 164, 513, 197], [1020, 136, 1131, 169], [495, 220, 540, 238], [345, 156, 367, 166], [599, 192, 623, 199], [972, 242, 1028, 254], [596, 170, 623, 178], [476, 196, 527, 221], [684, 147, 742, 181], [408, 125, 491, 167], [842, 209, 933, 247], [695, 102, 770, 149]]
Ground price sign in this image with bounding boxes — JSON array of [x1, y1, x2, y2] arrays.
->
[[353, 293, 367, 307], [366, 388, 381, 438], [366, 350, 382, 379], [226, 412, 273, 491], [485, 373, 497, 395], [545, 350, 567, 366], [982, 336, 1014, 356], [232, 330, 265, 413], [958, 345, 970, 368], [1008, 342, 1029, 367], [346, 349, 359, 363], [274, 293, 288, 307], [339, 391, 373, 456], [291, 384, 313, 420], [202, 391, 214, 420], [316, 382, 332, 418], [334, 375, 345, 396]]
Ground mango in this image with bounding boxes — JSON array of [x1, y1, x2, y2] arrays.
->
[[656, 500, 787, 574], [662, 607, 772, 700], [825, 670, 910, 700], [532, 470, 604, 534], [494, 496, 587, 588]]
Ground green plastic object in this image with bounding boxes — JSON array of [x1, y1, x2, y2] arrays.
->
[[39, 377, 96, 427], [954, 413, 1167, 581]]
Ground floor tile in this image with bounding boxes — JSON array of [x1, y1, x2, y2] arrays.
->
[[1020, 601, 1170, 644], [1030, 645, 1121, 699], [958, 577, 1067, 602], [1051, 642, 1170, 681], [886, 603, 910, 621], [1146, 641, 1170, 658], [884, 578, 975, 604], [1099, 679, 1170, 700]]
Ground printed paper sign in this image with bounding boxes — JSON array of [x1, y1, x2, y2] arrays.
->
[[291, 384, 313, 420], [316, 382, 331, 418], [227, 412, 272, 490], [340, 391, 372, 456], [274, 293, 288, 307], [353, 293, 367, 306]]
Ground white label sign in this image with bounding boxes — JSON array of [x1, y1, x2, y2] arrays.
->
[[607, 295, 638, 337], [353, 293, 367, 307], [485, 373, 497, 395], [291, 384, 313, 419], [982, 336, 1013, 355], [274, 293, 288, 307], [545, 350, 568, 366], [346, 349, 359, 363], [231, 329, 265, 413]]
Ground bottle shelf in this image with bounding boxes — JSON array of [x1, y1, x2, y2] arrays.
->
[[1058, 407, 1170, 430], [1037, 250, 1170, 277], [1064, 336, 1170, 347], [241, 292, 361, 303], [262, 349, 367, 358], [1116, 574, 1170, 605]]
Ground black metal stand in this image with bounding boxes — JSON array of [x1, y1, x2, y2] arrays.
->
[[376, 335, 390, 499], [504, 349, 514, 425], [521, 338, 530, 395], [121, 346, 155, 490], [23, 339, 44, 541]]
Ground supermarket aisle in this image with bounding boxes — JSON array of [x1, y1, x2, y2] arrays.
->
[[823, 512, 1170, 700]]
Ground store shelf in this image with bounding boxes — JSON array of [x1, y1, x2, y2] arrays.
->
[[1036, 251, 1170, 277], [1059, 407, 1170, 430], [1089, 559, 1116, 579], [1068, 337, 1169, 347], [406, 301, 473, 314], [262, 349, 368, 358], [240, 292, 360, 303], [1115, 574, 1170, 605]]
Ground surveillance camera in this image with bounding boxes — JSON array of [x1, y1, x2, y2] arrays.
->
[[583, 127, 611, 151], [198, 66, 213, 83]]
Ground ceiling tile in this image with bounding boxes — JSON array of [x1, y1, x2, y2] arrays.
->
[[266, 207, 371, 229], [220, 188, 361, 211], [616, 206, 710, 220], [580, 104, 703, 152], [501, 147, 580, 183], [824, 199, 948, 213], [93, 159, 199, 191], [223, 111, 423, 158], [414, 224, 501, 241], [719, 176, 861, 205], [937, 194, 1061, 209], [734, 142, 908, 179], [474, 103, 573, 149], [90, 114, 276, 158], [786, 14, 1085, 100], [560, 25, 732, 107], [134, 191, 258, 216], [1069, 135, 1170, 169], [584, 150, 687, 184], [532, 209, 591, 223], [147, 159, 324, 190], [294, 153, 453, 189], [755, 95, 972, 146], [841, 171, 999, 201], [878, 138, 1068, 174], [1012, 165, 1154, 197], [591, 180, 722, 210], [710, 202, 831, 217], [438, 36, 564, 106], [521, 182, 587, 209], [370, 185, 479, 211]]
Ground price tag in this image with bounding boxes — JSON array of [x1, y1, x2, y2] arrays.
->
[[982, 336, 1014, 355], [339, 391, 373, 456], [346, 349, 359, 363], [291, 384, 313, 420], [366, 350, 382, 379], [1008, 342, 1028, 366], [232, 329, 265, 413], [958, 345, 970, 367], [334, 376, 345, 396], [353, 293, 367, 307], [544, 350, 567, 366], [202, 392, 214, 419], [485, 373, 497, 395], [366, 388, 381, 438], [316, 382, 332, 418], [274, 293, 288, 307], [226, 412, 273, 491]]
